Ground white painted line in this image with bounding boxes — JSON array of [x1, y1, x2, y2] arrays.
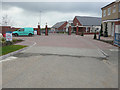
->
[[109, 49, 119, 52], [29, 42, 36, 48], [99, 49, 109, 57], [0, 56, 18, 62]]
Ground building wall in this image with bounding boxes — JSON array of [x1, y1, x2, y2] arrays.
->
[[58, 22, 68, 31], [102, 1, 120, 21], [107, 22, 112, 35]]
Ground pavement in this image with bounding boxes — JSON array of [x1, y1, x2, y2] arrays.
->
[[1, 34, 119, 88]]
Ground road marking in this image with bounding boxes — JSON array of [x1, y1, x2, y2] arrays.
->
[[109, 49, 119, 52], [0, 56, 18, 62], [98, 49, 109, 57]]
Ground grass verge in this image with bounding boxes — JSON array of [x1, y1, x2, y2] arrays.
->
[[0, 45, 27, 56]]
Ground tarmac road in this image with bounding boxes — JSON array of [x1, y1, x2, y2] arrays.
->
[[1, 34, 118, 88]]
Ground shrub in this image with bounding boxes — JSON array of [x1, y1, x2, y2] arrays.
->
[[100, 24, 103, 36], [104, 23, 108, 37], [81, 32, 84, 36]]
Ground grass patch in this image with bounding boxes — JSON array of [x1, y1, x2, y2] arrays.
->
[[0, 45, 27, 56]]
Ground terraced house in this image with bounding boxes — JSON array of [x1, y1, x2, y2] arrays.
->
[[101, 0, 120, 36]]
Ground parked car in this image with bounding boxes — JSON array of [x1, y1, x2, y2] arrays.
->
[[12, 27, 34, 37]]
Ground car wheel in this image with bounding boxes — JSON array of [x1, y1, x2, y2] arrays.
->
[[29, 33, 32, 36], [14, 33, 18, 37]]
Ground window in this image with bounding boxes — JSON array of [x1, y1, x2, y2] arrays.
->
[[96, 28, 99, 31], [108, 7, 111, 15], [103, 10, 106, 17], [119, 4, 120, 12], [18, 28, 24, 31], [112, 5, 116, 13]]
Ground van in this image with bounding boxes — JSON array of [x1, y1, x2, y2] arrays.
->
[[12, 27, 34, 36]]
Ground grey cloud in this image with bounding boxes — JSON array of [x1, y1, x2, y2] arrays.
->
[[2, 2, 109, 16]]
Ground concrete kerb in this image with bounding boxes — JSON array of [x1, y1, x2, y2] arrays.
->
[[0, 42, 36, 60], [79, 36, 109, 58]]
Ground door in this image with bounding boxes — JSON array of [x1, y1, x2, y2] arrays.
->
[[18, 28, 25, 35]]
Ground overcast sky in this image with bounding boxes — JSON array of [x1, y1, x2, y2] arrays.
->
[[1, 1, 114, 28]]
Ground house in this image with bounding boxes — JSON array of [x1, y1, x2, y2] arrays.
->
[[72, 16, 101, 33], [51, 21, 67, 33], [101, 0, 120, 36]]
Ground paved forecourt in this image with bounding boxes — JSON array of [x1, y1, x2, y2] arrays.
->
[[2, 34, 118, 88]]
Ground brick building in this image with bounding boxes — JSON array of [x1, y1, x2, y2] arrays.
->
[[101, 0, 120, 36], [51, 21, 68, 33], [72, 16, 101, 33]]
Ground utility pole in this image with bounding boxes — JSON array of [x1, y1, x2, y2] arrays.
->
[[40, 11, 42, 26]]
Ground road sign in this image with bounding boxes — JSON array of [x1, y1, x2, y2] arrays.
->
[[114, 25, 120, 47], [6, 31, 12, 41], [34, 30, 37, 35]]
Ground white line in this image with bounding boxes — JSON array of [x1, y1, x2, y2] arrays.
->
[[109, 49, 119, 52], [0, 56, 18, 62], [98, 49, 109, 57]]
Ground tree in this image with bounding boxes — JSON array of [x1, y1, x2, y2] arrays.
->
[[0, 14, 14, 26], [104, 23, 108, 37], [100, 24, 103, 36]]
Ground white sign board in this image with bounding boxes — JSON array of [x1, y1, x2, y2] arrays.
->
[[6, 32, 12, 41], [34, 30, 37, 35], [115, 25, 120, 33]]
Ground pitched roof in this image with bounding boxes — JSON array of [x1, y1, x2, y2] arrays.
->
[[75, 16, 101, 26], [52, 21, 67, 28], [101, 0, 119, 9]]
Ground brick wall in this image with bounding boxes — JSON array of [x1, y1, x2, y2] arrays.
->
[[73, 17, 82, 26], [0, 26, 39, 34], [58, 22, 68, 31]]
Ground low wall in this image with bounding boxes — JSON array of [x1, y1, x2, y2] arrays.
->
[[78, 32, 99, 35], [0, 26, 38, 34]]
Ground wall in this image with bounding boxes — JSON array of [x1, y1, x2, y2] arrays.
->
[[102, 2, 120, 21], [0, 26, 38, 34], [58, 22, 68, 31]]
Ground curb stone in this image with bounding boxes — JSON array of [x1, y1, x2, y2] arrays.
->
[[0, 47, 29, 60]]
